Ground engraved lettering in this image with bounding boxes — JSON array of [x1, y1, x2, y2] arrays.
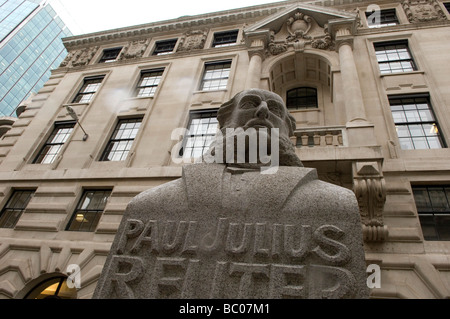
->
[[312, 225, 351, 265], [108, 255, 143, 299], [309, 264, 356, 299], [210, 261, 228, 298], [130, 220, 159, 254], [254, 223, 270, 257], [200, 218, 228, 252], [271, 223, 283, 258], [229, 262, 270, 298], [182, 221, 199, 254], [116, 219, 144, 255], [225, 223, 253, 255], [284, 224, 312, 259], [162, 221, 188, 254], [269, 264, 306, 298]]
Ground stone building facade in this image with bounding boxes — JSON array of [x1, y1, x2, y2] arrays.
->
[[0, 0, 450, 298]]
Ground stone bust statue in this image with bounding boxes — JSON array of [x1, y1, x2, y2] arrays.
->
[[94, 89, 369, 299]]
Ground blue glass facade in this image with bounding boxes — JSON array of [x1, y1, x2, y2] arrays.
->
[[0, 0, 72, 117]]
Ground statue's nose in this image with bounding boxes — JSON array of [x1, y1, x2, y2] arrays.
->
[[255, 101, 269, 120]]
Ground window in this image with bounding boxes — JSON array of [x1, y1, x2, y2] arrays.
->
[[100, 118, 142, 161], [34, 122, 75, 164], [179, 110, 218, 159], [389, 95, 445, 150], [72, 76, 104, 103], [136, 69, 164, 98], [66, 189, 111, 232], [200, 60, 231, 91], [374, 41, 417, 74], [0, 190, 34, 228], [24, 276, 77, 299], [286, 87, 318, 109], [413, 186, 450, 241], [365, 9, 398, 28], [212, 30, 239, 47], [98, 47, 122, 63], [152, 39, 177, 55], [444, 3, 450, 13]]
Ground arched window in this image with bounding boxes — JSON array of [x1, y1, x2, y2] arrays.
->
[[286, 87, 318, 109], [24, 276, 77, 299]]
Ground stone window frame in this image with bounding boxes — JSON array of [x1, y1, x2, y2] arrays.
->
[[135, 68, 165, 98], [388, 93, 446, 150], [412, 185, 450, 241], [65, 189, 112, 232], [365, 8, 399, 28], [32, 121, 76, 164], [0, 189, 35, 228], [286, 87, 318, 110], [98, 47, 123, 63], [99, 117, 144, 162], [178, 109, 219, 160], [152, 38, 178, 55], [373, 40, 417, 74], [212, 29, 239, 47], [199, 60, 232, 91], [71, 75, 105, 104]]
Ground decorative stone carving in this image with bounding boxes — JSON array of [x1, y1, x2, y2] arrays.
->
[[267, 10, 335, 56], [177, 29, 208, 52], [353, 162, 388, 242], [94, 89, 369, 299], [119, 39, 150, 60], [402, 0, 447, 23], [61, 46, 99, 68]]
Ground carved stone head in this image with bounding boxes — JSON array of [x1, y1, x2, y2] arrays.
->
[[204, 89, 303, 168]]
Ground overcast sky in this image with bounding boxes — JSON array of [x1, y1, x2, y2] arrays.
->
[[48, 0, 280, 36]]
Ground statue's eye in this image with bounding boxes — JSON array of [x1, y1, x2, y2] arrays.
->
[[268, 102, 282, 117], [240, 100, 257, 109]]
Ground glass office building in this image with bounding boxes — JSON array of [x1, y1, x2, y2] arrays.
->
[[0, 0, 72, 117]]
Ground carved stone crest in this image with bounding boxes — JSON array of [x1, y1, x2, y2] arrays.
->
[[177, 29, 208, 52], [402, 0, 447, 23], [119, 39, 150, 60], [267, 11, 335, 56]]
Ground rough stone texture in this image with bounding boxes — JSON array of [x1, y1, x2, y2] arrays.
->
[[94, 162, 369, 299]]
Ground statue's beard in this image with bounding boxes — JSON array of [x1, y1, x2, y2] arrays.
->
[[201, 127, 303, 168]]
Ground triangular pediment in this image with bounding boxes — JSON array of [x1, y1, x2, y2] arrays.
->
[[245, 3, 356, 33]]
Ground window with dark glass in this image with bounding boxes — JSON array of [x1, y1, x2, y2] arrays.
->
[[444, 3, 450, 13], [152, 39, 177, 55], [98, 47, 122, 63], [374, 41, 417, 74], [212, 30, 238, 47], [286, 87, 318, 109], [66, 189, 111, 232], [200, 60, 231, 91], [365, 9, 399, 28], [100, 118, 142, 161], [389, 95, 445, 150], [72, 76, 104, 103], [412, 186, 450, 241], [0, 190, 34, 228], [34, 122, 75, 164], [136, 68, 164, 97], [179, 110, 218, 159]]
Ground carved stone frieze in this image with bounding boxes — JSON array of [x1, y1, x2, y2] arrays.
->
[[177, 29, 208, 52], [119, 39, 150, 60], [402, 0, 447, 23], [60, 46, 99, 68], [352, 162, 388, 242], [266, 11, 335, 56]]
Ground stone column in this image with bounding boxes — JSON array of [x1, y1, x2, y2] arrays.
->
[[245, 50, 264, 89], [337, 40, 367, 122]]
